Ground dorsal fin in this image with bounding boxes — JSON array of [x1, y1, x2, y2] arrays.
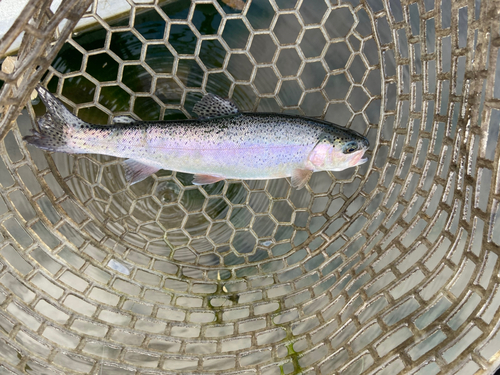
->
[[193, 93, 240, 119], [113, 116, 135, 124]]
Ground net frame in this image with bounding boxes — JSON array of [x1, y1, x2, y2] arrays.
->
[[0, 0, 499, 374]]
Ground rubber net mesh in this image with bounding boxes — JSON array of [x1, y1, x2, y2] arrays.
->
[[0, 0, 499, 374]]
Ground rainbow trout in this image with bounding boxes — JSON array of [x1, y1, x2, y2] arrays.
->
[[25, 86, 369, 189]]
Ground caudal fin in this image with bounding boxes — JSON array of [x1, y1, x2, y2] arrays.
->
[[23, 86, 86, 152]]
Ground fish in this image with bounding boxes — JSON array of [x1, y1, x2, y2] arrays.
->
[[24, 86, 370, 189]]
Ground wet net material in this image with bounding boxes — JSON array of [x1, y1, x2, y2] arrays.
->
[[0, 0, 499, 374]]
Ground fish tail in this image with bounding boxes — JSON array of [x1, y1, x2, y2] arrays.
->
[[23, 85, 86, 153]]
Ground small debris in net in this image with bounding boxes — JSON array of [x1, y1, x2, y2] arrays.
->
[[221, 0, 245, 10], [218, 270, 229, 293]]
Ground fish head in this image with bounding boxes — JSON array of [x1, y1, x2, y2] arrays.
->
[[308, 131, 370, 171]]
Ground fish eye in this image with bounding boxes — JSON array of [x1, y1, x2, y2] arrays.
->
[[343, 141, 358, 154]]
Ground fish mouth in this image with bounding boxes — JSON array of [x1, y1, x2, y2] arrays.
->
[[355, 156, 369, 166], [355, 141, 370, 166]]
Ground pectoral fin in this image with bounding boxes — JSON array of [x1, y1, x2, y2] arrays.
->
[[192, 174, 225, 185], [291, 169, 313, 190], [123, 159, 159, 184]]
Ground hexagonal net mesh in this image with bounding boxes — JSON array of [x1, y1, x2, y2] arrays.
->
[[0, 0, 500, 374]]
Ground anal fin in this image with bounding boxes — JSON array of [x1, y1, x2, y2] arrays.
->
[[123, 159, 159, 184], [291, 169, 313, 190], [192, 174, 225, 185]]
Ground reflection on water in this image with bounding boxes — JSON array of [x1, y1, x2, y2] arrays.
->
[[206, 72, 232, 97], [99, 86, 130, 112], [170, 24, 197, 54], [177, 58, 205, 88], [134, 9, 166, 40], [161, 0, 190, 20], [145, 44, 175, 74], [199, 39, 226, 70], [192, 4, 222, 35]]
